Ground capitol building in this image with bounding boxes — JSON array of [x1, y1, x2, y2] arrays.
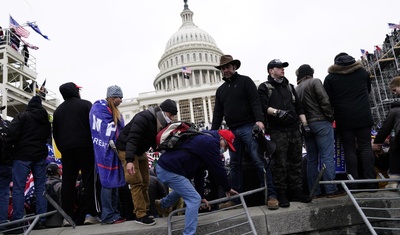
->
[[118, 1, 226, 128]]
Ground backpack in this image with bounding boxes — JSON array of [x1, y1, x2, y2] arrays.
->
[[263, 81, 296, 103], [156, 121, 204, 150], [46, 180, 61, 211]]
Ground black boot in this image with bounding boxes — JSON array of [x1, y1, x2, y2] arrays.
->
[[291, 189, 312, 203], [277, 189, 290, 207]]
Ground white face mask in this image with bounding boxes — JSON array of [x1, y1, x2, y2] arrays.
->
[[162, 111, 172, 123]]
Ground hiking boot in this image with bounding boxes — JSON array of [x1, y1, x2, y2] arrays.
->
[[266, 197, 279, 210], [84, 214, 101, 225], [33, 221, 46, 230], [62, 219, 71, 227], [326, 189, 346, 198], [277, 190, 290, 208], [135, 215, 156, 226], [291, 190, 312, 203], [155, 199, 171, 217], [218, 201, 242, 210]]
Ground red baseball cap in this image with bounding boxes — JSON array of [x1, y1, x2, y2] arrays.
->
[[218, 129, 236, 152]]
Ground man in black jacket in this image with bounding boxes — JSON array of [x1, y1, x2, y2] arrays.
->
[[53, 82, 100, 226], [3, 96, 51, 231], [211, 55, 279, 210], [116, 99, 177, 226], [324, 53, 377, 189], [258, 59, 312, 208]]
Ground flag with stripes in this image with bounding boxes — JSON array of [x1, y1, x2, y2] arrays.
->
[[182, 67, 192, 74], [388, 23, 400, 29], [9, 15, 30, 38]]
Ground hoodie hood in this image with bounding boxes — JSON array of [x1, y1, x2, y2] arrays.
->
[[327, 60, 364, 75], [59, 82, 81, 100], [25, 96, 49, 124]]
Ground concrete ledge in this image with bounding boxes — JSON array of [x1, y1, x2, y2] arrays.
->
[[26, 191, 400, 235]]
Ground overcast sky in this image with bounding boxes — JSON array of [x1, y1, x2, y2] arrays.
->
[[2, 0, 400, 103]]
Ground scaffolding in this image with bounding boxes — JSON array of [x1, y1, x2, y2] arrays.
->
[[0, 28, 59, 118], [364, 29, 400, 127]]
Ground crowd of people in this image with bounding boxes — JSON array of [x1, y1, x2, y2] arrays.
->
[[0, 51, 398, 235]]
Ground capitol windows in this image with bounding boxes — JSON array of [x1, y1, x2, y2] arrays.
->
[[205, 53, 208, 62], [187, 54, 190, 62], [175, 57, 178, 65], [170, 58, 173, 67], [181, 55, 184, 63], [199, 53, 202, 61], [193, 53, 196, 61]]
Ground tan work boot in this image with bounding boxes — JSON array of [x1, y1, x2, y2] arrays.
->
[[155, 199, 171, 217], [385, 174, 400, 190], [266, 197, 279, 210]]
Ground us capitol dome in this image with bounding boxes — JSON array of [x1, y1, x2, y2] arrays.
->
[[119, 0, 225, 128]]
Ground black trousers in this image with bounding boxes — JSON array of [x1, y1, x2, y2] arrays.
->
[[61, 147, 98, 219]]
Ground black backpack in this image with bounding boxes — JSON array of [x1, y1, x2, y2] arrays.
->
[[46, 180, 61, 211]]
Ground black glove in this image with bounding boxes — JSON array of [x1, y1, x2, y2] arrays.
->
[[301, 124, 311, 136], [277, 110, 292, 121], [252, 124, 262, 139]]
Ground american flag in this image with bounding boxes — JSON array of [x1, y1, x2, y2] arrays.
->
[[182, 67, 192, 74], [24, 173, 35, 207], [9, 15, 30, 38], [388, 23, 400, 29]]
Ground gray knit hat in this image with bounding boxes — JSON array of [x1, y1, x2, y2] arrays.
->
[[106, 85, 123, 98]]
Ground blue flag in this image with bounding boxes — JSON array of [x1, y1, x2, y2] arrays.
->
[[28, 22, 49, 40]]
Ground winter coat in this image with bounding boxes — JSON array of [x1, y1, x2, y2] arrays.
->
[[116, 107, 167, 163], [211, 72, 264, 130], [3, 99, 51, 161], [53, 83, 93, 152], [295, 77, 334, 123], [374, 101, 400, 151], [258, 76, 304, 131], [324, 61, 373, 130], [157, 130, 231, 198]]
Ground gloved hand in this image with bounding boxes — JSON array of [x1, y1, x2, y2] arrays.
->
[[301, 124, 311, 136], [252, 124, 262, 139], [277, 110, 292, 121]]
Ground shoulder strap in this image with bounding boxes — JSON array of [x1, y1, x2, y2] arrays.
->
[[264, 81, 295, 103]]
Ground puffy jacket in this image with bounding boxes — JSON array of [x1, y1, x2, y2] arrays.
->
[[295, 77, 334, 123], [116, 107, 167, 163], [3, 98, 51, 161]]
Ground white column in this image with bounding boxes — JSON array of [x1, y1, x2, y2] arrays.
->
[[176, 100, 181, 120], [199, 70, 203, 84], [202, 97, 208, 124], [207, 70, 211, 83], [208, 96, 213, 124], [189, 99, 194, 123]]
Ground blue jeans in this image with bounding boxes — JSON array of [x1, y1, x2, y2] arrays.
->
[[100, 186, 121, 223], [229, 123, 276, 198], [0, 164, 12, 222], [12, 159, 47, 222], [305, 121, 337, 195], [156, 165, 201, 235]]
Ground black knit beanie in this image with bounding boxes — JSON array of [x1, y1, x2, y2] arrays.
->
[[160, 99, 178, 115], [297, 64, 314, 81]]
